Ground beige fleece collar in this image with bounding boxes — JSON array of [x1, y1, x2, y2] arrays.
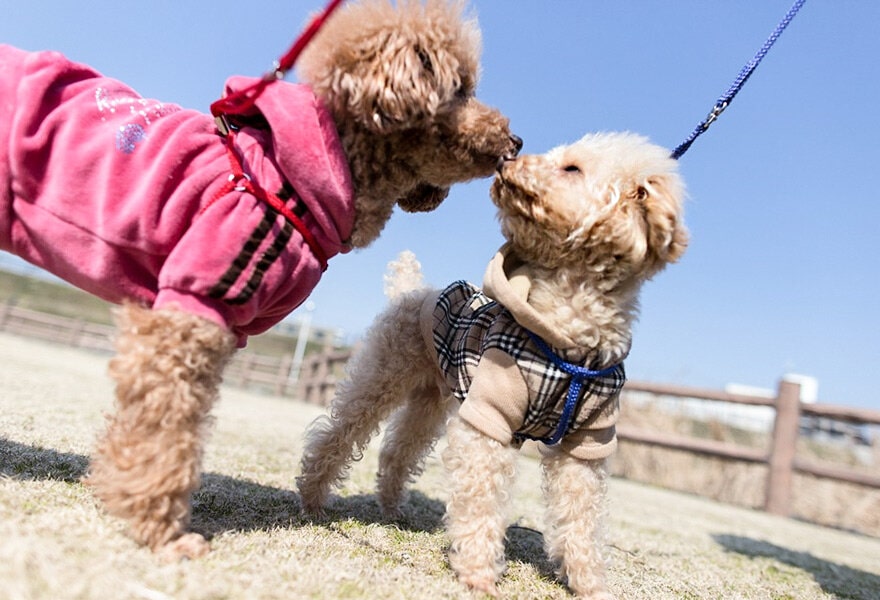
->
[[481, 243, 579, 350]]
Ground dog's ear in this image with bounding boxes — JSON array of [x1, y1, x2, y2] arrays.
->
[[644, 174, 689, 264], [398, 184, 450, 213]]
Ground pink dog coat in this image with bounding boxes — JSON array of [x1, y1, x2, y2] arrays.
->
[[0, 45, 354, 346]]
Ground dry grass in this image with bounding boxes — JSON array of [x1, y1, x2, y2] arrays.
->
[[2, 332, 879, 599]]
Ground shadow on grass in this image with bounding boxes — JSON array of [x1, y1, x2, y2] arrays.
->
[[714, 534, 880, 600], [506, 524, 558, 581], [1, 437, 561, 583], [315, 496, 561, 585], [0, 438, 88, 482], [0, 438, 445, 536], [316, 490, 446, 532]]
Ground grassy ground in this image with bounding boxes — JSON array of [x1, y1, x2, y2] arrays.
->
[[1, 332, 879, 599]]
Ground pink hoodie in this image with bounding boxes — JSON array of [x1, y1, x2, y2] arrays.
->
[[0, 45, 354, 346]]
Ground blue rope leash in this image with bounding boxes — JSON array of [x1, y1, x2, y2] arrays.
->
[[520, 331, 621, 446], [671, 0, 807, 160]]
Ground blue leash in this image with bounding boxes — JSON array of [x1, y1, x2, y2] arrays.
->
[[519, 331, 621, 446], [671, 0, 807, 160]]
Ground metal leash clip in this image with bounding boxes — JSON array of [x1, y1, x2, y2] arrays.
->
[[228, 172, 252, 192], [215, 114, 232, 137], [264, 60, 287, 82], [702, 101, 729, 131]]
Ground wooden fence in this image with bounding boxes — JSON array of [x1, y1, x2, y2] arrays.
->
[[619, 379, 880, 516], [1, 302, 878, 521], [0, 303, 339, 401], [0, 302, 116, 352]]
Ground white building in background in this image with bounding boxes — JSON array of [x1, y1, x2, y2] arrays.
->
[[726, 373, 819, 404], [725, 375, 870, 448], [631, 375, 822, 435], [780, 373, 819, 404]]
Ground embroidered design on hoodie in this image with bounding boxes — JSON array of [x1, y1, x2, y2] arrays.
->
[[95, 87, 179, 154]]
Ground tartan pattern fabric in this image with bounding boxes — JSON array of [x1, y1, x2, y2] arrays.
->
[[432, 281, 626, 445]]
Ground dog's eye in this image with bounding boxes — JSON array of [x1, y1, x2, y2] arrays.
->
[[563, 165, 581, 173], [416, 47, 434, 77], [455, 74, 475, 100]]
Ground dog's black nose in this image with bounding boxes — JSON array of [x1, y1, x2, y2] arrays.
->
[[510, 134, 523, 154], [498, 135, 523, 173]]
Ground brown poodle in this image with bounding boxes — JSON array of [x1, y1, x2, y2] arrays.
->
[[0, 0, 519, 559], [297, 132, 687, 598]]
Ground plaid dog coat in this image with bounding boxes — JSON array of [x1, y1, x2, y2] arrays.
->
[[431, 279, 626, 456]]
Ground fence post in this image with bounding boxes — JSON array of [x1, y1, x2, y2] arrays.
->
[[297, 355, 321, 405], [765, 379, 802, 515], [276, 353, 294, 397], [0, 299, 13, 329], [68, 319, 85, 347]]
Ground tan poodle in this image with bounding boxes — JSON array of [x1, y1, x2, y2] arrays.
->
[[0, 0, 519, 559], [297, 132, 687, 598]]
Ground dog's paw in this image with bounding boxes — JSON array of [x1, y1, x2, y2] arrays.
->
[[298, 501, 328, 521], [157, 533, 210, 562], [459, 575, 499, 598], [571, 587, 615, 600], [380, 505, 404, 521]]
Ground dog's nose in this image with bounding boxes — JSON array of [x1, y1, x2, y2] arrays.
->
[[510, 134, 523, 155], [497, 135, 522, 173]]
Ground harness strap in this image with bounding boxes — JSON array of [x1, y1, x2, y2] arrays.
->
[[200, 0, 346, 273], [200, 130, 329, 271], [517, 330, 622, 446]]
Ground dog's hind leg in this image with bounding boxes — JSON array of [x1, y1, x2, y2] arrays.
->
[[541, 450, 612, 599], [443, 415, 517, 597], [86, 304, 235, 560], [297, 293, 428, 515], [376, 380, 450, 517]]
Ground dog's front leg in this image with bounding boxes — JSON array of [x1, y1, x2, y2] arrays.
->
[[541, 450, 613, 599], [86, 304, 235, 560], [442, 415, 517, 597]]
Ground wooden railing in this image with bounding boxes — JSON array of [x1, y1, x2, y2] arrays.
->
[[618, 379, 880, 516], [1, 302, 877, 522], [0, 301, 116, 352], [0, 303, 341, 402]]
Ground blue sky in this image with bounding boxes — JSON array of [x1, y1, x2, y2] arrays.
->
[[2, 1, 878, 410]]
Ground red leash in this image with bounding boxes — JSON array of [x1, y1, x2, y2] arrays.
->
[[210, 0, 346, 132], [205, 0, 347, 272]]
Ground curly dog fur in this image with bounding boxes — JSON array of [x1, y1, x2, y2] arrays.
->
[[4, 0, 519, 559], [86, 304, 236, 559], [298, 0, 522, 246], [297, 132, 687, 597]]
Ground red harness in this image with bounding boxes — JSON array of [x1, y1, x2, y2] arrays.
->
[[201, 129, 330, 270], [204, 0, 346, 272]]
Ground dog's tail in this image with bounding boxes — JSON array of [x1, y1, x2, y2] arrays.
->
[[383, 250, 426, 300]]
